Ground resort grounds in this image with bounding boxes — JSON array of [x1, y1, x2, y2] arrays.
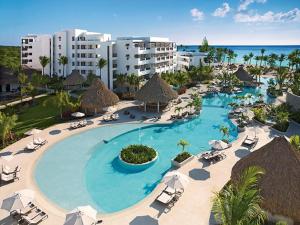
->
[[1, 77, 300, 225]]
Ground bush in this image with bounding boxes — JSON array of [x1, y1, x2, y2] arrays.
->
[[120, 144, 157, 164], [291, 110, 300, 123], [174, 151, 192, 163], [252, 108, 266, 124]]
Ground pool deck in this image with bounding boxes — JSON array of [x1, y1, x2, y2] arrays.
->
[[0, 85, 297, 225]]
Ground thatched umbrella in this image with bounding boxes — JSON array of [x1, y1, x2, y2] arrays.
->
[[234, 65, 253, 83], [81, 78, 119, 115], [63, 70, 85, 89], [231, 136, 300, 222], [136, 74, 178, 112]]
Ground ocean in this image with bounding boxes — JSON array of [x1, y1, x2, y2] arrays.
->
[[177, 45, 300, 66]]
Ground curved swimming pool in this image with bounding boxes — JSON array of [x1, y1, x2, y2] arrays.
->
[[34, 79, 272, 213]]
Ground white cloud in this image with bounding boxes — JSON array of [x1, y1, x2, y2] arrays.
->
[[190, 8, 204, 21], [213, 2, 231, 17], [234, 8, 300, 23], [238, 0, 267, 11]]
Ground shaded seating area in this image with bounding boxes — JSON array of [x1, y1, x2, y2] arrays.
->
[[198, 151, 226, 164], [136, 74, 178, 113], [234, 65, 255, 87], [63, 70, 85, 90], [81, 78, 119, 115], [231, 136, 300, 224]]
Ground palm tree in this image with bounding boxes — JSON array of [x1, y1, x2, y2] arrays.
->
[[18, 72, 28, 102], [276, 68, 288, 91], [175, 106, 182, 116], [0, 112, 18, 147], [278, 54, 286, 68], [39, 56, 50, 75], [219, 125, 229, 142], [212, 166, 266, 225], [254, 56, 260, 67], [243, 55, 250, 65], [290, 135, 300, 151], [177, 139, 189, 152], [260, 48, 266, 67], [58, 56, 68, 77], [97, 58, 107, 78], [248, 52, 254, 65]]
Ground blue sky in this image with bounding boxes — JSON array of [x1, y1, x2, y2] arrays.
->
[[0, 0, 299, 46]]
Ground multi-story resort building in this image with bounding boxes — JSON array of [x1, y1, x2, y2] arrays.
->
[[21, 29, 176, 90], [176, 51, 207, 70]]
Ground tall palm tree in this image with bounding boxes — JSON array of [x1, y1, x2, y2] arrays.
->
[[58, 56, 68, 77], [219, 125, 229, 142], [278, 54, 286, 68], [0, 112, 17, 147], [260, 48, 266, 67], [177, 139, 189, 152], [39, 56, 50, 75], [248, 52, 254, 65], [212, 166, 266, 225], [254, 56, 260, 67], [97, 58, 107, 78], [243, 55, 250, 65]]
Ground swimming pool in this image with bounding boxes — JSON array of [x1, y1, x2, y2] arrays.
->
[[35, 78, 272, 213]]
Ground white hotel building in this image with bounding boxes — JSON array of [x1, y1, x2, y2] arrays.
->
[[21, 29, 176, 90]]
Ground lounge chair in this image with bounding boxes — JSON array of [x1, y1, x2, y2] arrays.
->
[[242, 135, 258, 148], [21, 209, 48, 225], [25, 142, 40, 151], [10, 202, 37, 220], [79, 120, 87, 127], [70, 122, 80, 129], [156, 192, 176, 209], [33, 137, 47, 146], [2, 165, 20, 175], [0, 173, 19, 184]]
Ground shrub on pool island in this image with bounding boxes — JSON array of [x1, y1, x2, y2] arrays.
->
[[174, 151, 192, 163], [120, 144, 157, 164]]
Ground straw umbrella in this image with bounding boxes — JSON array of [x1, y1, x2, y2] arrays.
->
[[81, 78, 119, 115], [136, 74, 178, 112], [25, 128, 41, 141], [64, 205, 99, 225], [63, 70, 85, 90], [234, 65, 253, 85], [1, 189, 35, 212], [231, 136, 300, 222]]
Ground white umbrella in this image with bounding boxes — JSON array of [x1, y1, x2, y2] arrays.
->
[[1, 189, 35, 212], [163, 171, 189, 190], [64, 205, 97, 225], [209, 140, 228, 150], [25, 129, 41, 141], [71, 112, 85, 118], [103, 106, 116, 113]]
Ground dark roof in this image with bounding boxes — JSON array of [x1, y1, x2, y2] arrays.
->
[[231, 136, 300, 221], [234, 65, 253, 82], [0, 66, 18, 85], [63, 70, 85, 86], [136, 74, 178, 103]]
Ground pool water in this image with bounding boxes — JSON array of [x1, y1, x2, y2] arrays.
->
[[35, 78, 272, 213]]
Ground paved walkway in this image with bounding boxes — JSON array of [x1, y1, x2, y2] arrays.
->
[[0, 86, 294, 225]]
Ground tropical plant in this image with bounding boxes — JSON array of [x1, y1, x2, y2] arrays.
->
[[290, 72, 300, 96], [127, 73, 140, 93], [192, 96, 202, 111], [199, 37, 209, 52], [0, 112, 18, 147], [58, 56, 68, 77], [212, 166, 266, 225], [174, 71, 189, 88], [276, 67, 288, 92], [85, 73, 97, 86], [175, 106, 182, 115], [278, 54, 286, 68], [243, 55, 250, 65], [254, 56, 260, 67], [274, 111, 289, 132], [248, 52, 254, 65], [120, 144, 157, 164], [253, 108, 266, 123], [260, 49, 266, 67], [97, 58, 107, 78], [290, 135, 300, 151], [39, 56, 50, 75], [18, 72, 28, 102], [177, 139, 189, 152], [219, 125, 230, 142]]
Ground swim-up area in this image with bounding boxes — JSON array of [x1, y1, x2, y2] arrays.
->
[[35, 78, 272, 213]]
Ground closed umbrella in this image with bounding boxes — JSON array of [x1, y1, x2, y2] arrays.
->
[[209, 140, 228, 150], [163, 171, 189, 190], [25, 128, 42, 141], [64, 205, 97, 225], [71, 112, 85, 118], [1, 189, 34, 212]]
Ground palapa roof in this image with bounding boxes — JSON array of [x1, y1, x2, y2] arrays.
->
[[234, 65, 253, 82], [231, 136, 300, 221], [63, 70, 85, 86], [136, 74, 178, 103], [81, 78, 119, 109]]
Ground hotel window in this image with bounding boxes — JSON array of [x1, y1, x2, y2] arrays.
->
[[29, 39, 33, 42], [81, 53, 85, 58], [72, 62, 75, 66], [72, 36, 75, 41], [72, 53, 75, 58], [77, 62, 80, 66], [72, 45, 75, 49], [77, 53, 80, 58], [29, 46, 32, 49], [29, 59, 32, 62], [58, 53, 61, 57], [126, 65, 130, 71], [58, 36, 61, 41], [81, 45, 86, 49], [29, 53, 32, 55], [81, 70, 86, 74], [81, 62, 86, 66], [58, 45, 61, 50], [77, 45, 80, 49], [126, 54, 130, 60], [59, 69, 61, 73]]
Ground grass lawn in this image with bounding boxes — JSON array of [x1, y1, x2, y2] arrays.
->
[[14, 95, 61, 136]]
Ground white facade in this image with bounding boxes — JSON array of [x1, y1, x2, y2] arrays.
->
[[21, 35, 52, 75], [113, 37, 176, 81], [21, 30, 177, 90], [176, 51, 207, 71]]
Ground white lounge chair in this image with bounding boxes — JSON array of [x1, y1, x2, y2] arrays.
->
[[21, 210, 48, 225], [25, 142, 40, 151], [1, 172, 19, 183], [33, 137, 47, 145], [242, 135, 258, 148], [2, 165, 20, 174]]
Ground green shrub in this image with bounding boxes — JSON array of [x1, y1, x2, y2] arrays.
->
[[120, 144, 157, 164], [253, 108, 267, 124], [174, 151, 192, 163]]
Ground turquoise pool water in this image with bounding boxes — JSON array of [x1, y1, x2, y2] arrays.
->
[[35, 78, 272, 213]]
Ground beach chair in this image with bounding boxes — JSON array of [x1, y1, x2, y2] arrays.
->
[[10, 202, 37, 220], [34, 137, 47, 146], [242, 135, 258, 148], [70, 122, 80, 129], [25, 142, 40, 151], [21, 209, 48, 225], [156, 192, 176, 209], [2, 165, 20, 175]]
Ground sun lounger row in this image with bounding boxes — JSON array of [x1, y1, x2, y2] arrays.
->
[[10, 202, 48, 225], [103, 114, 119, 122], [25, 137, 47, 151], [70, 120, 88, 129], [198, 151, 226, 163]]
